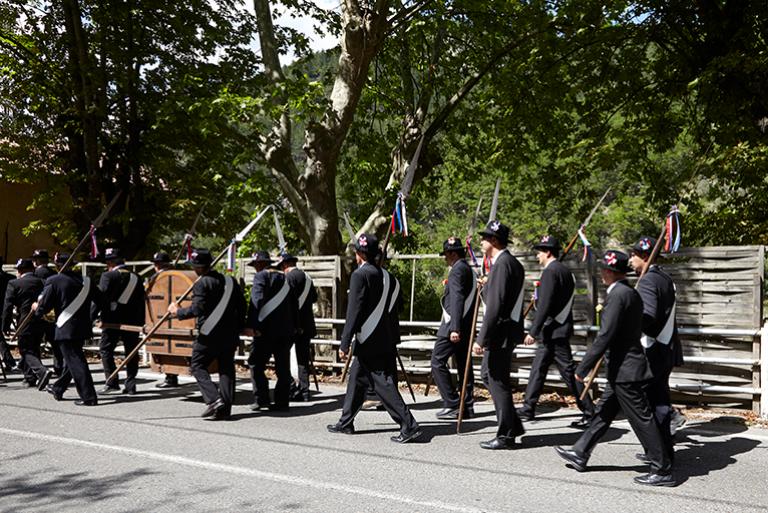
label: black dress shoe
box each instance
[436,407,459,419]
[201,398,225,418]
[480,437,515,450]
[516,407,535,421]
[570,416,591,429]
[22,380,37,388]
[74,399,98,406]
[327,423,355,434]
[635,452,651,464]
[156,381,180,389]
[99,385,121,395]
[634,473,677,487]
[37,370,53,391]
[46,384,63,401]
[391,428,422,444]
[554,446,588,472]
[122,387,137,395]
[249,402,269,412]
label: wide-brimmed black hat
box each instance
[54,253,73,266]
[631,236,656,255]
[247,250,273,267]
[599,250,630,273]
[15,258,34,270]
[354,233,378,257]
[275,251,298,268]
[189,248,213,267]
[478,220,509,245]
[104,247,121,261]
[439,236,466,256]
[32,249,49,259]
[533,235,561,252]
[151,251,171,264]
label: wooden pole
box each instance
[456,284,483,434]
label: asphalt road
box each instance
[1,366,767,513]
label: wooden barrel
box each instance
[144,269,217,375]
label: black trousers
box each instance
[51,339,97,402]
[18,333,48,383]
[338,355,418,434]
[481,345,524,439]
[646,344,675,461]
[99,329,140,390]
[292,333,313,398]
[190,335,236,409]
[431,335,474,409]
[0,332,16,369]
[42,322,63,375]
[573,380,672,474]
[249,336,291,407]
[523,337,594,416]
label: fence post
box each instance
[762,321,768,419]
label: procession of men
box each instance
[1,219,682,487]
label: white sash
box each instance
[641,299,677,348]
[553,273,576,324]
[441,278,476,324]
[258,279,290,322]
[388,274,400,313]
[298,273,313,310]
[200,276,234,336]
[56,277,91,329]
[117,273,139,305]
[358,271,390,344]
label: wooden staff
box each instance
[456,283,484,434]
[579,218,668,400]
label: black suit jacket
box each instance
[529,260,575,342]
[477,250,525,349]
[437,259,476,340]
[34,265,56,281]
[285,268,317,338]
[576,280,652,383]
[176,270,246,339]
[248,269,296,337]
[340,262,391,358]
[3,273,45,336]
[637,265,683,371]
[92,267,146,325]
[35,270,101,341]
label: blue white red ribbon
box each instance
[665,206,681,253]
[89,224,99,259]
[465,236,478,267]
[226,240,237,272]
[390,193,409,236]
[577,225,592,262]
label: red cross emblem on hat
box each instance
[490,221,500,231]
[541,236,549,243]
[358,235,368,247]
[605,252,617,266]
[640,238,651,251]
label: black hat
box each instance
[54,253,73,266]
[354,233,378,257]
[599,250,630,273]
[533,235,561,252]
[15,258,34,270]
[32,249,49,259]
[275,251,298,267]
[247,250,273,267]
[631,236,656,255]
[478,220,509,245]
[439,236,465,256]
[104,247,121,261]
[151,251,171,264]
[189,248,213,267]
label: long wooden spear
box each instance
[107,207,271,382]
[579,212,669,400]
[12,191,122,342]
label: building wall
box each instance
[0,180,62,262]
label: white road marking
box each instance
[0,427,506,513]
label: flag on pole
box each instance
[226,240,237,272]
[89,225,99,259]
[665,206,682,253]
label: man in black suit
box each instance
[554,250,676,487]
[32,249,62,376]
[431,237,477,420]
[93,248,145,395]
[33,253,100,406]
[277,252,318,402]
[630,236,683,464]
[518,236,594,426]
[246,251,297,411]
[474,220,526,450]
[327,234,421,444]
[3,258,51,388]
[169,249,246,420]
[0,256,19,372]
[147,251,180,389]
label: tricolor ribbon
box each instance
[390,193,409,236]
[665,206,681,253]
[183,234,194,262]
[577,225,592,262]
[226,240,237,272]
[465,236,478,267]
[89,224,99,259]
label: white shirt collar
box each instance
[491,248,508,265]
[607,281,619,295]
[20,272,33,278]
